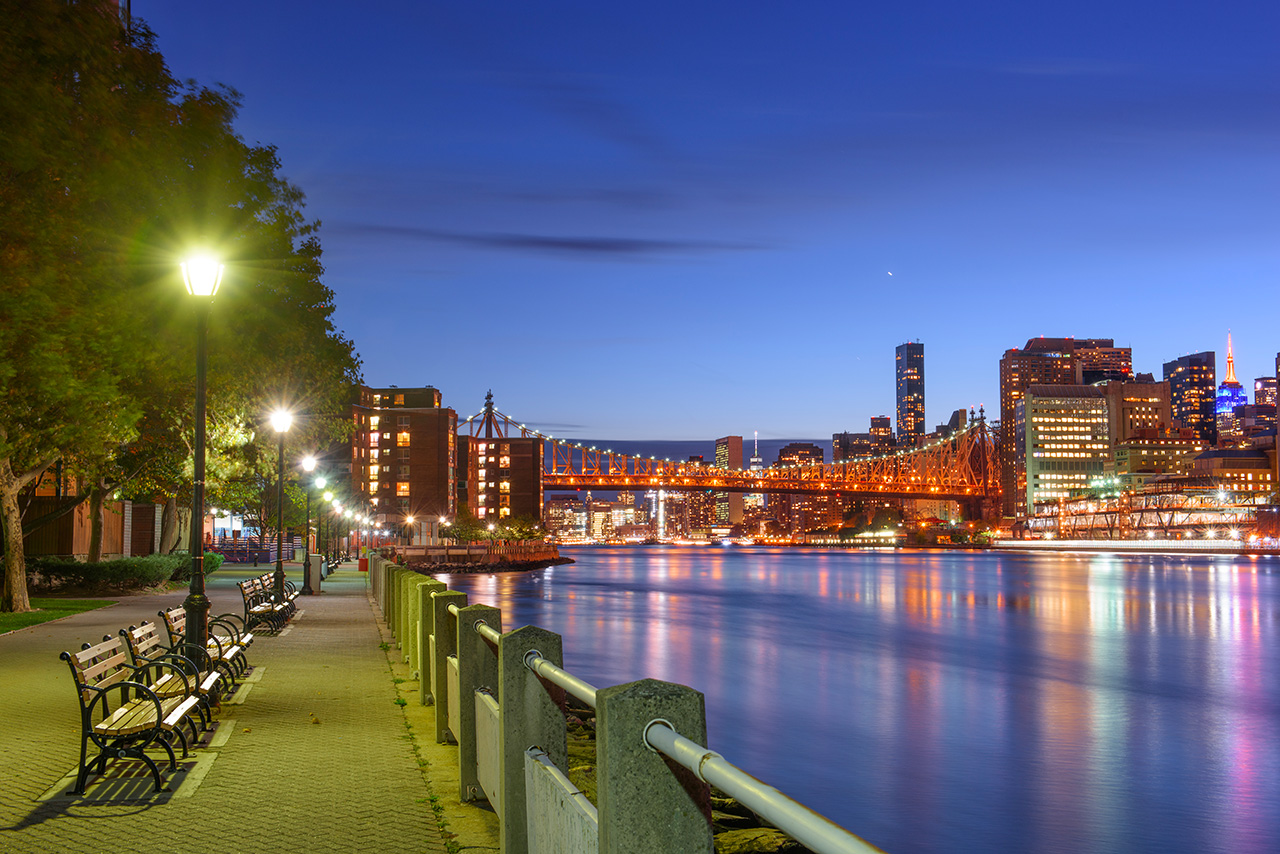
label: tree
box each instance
[1,3,360,611]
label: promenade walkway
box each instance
[0,565,457,853]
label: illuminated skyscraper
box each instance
[1215,334,1247,441]
[1254,376,1277,407]
[744,432,765,510]
[895,342,925,446]
[1163,351,1216,445]
[714,436,743,527]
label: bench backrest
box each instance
[159,606,187,647]
[122,621,168,663]
[61,637,133,706]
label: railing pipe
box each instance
[475,621,501,646]
[643,722,885,854]
[523,651,598,708]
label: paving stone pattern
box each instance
[0,567,448,853]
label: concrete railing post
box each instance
[597,679,712,854]
[416,579,447,703]
[457,603,502,803]
[499,626,567,854]
[399,570,418,653]
[432,590,467,744]
[369,556,383,610]
[385,565,401,630]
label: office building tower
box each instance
[1101,379,1172,445]
[1215,334,1247,442]
[745,432,765,510]
[869,416,892,442]
[895,342,925,446]
[714,436,744,527]
[1254,376,1277,407]
[1163,351,1216,445]
[999,339,1078,516]
[351,385,457,529]
[1015,385,1109,516]
[772,443,840,533]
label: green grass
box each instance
[0,598,116,635]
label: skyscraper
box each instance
[744,432,765,510]
[714,435,743,527]
[997,337,1134,517]
[1216,334,1247,441]
[1163,351,1216,445]
[895,341,925,447]
[1254,376,1277,407]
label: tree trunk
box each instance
[160,495,180,554]
[0,456,44,613]
[87,484,105,563]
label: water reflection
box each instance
[437,546,1280,854]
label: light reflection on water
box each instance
[436,546,1280,854]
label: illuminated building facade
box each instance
[1254,376,1276,407]
[1107,427,1205,491]
[745,432,765,510]
[1101,379,1172,444]
[351,385,456,530]
[1189,448,1275,493]
[1215,334,1247,442]
[1015,385,1109,517]
[1163,351,1216,445]
[714,435,744,526]
[999,339,1077,516]
[895,341,925,446]
[458,435,544,523]
[771,442,841,533]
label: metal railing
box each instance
[371,555,887,854]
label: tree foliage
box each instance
[1,2,361,611]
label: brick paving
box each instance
[0,565,449,853]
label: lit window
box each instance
[370,416,380,429]
[397,483,410,496]
[499,456,511,468]
[395,394,405,405]
[478,468,487,479]
[370,433,379,446]
[397,432,410,447]
[368,465,379,477]
[479,443,487,453]
[499,507,511,518]
[499,481,510,493]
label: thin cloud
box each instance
[330,222,764,257]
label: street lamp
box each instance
[270,409,293,602]
[181,254,223,656]
[300,456,317,595]
[321,491,334,562]
[405,515,415,547]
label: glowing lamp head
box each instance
[181,255,223,297]
[323,491,334,502]
[315,476,327,489]
[271,410,293,433]
[302,455,316,472]
[406,516,415,524]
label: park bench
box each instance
[60,636,202,795]
[159,606,248,684]
[257,571,299,615]
[238,576,292,632]
[120,620,223,728]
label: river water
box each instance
[435,545,1280,854]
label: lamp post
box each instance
[181,254,223,656]
[405,515,415,547]
[300,457,317,595]
[322,490,334,563]
[270,409,292,602]
[344,509,354,559]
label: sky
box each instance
[139,1,1278,447]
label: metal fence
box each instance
[370,555,886,854]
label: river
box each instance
[435,545,1280,854]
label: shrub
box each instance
[27,553,187,593]
[168,550,225,583]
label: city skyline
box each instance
[141,2,1278,440]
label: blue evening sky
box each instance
[140,1,1278,443]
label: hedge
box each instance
[27,553,187,592]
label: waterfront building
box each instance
[1015,385,1109,517]
[999,338,1092,516]
[714,435,744,526]
[771,442,841,533]
[352,385,456,531]
[458,433,544,523]
[869,416,892,444]
[1215,334,1248,442]
[1163,351,1217,445]
[896,341,926,446]
[1106,427,1205,491]
[1188,448,1275,493]
[543,496,586,540]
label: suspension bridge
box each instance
[462,395,1000,517]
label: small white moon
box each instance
[887,271,893,276]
